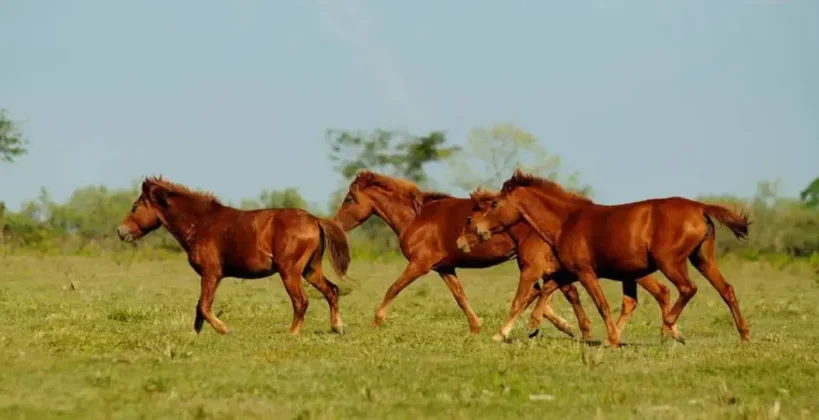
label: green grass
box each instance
[1,254,818,419]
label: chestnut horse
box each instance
[458,225,672,343]
[117,177,351,336]
[333,171,670,338]
[462,169,751,347]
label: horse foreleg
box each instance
[526,280,577,339]
[494,267,541,342]
[195,274,229,335]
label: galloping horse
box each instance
[333,171,670,338]
[462,169,751,347]
[117,176,351,336]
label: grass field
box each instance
[1,253,818,419]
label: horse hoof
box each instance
[528,329,540,339]
[332,325,345,335]
[674,334,686,345]
[492,333,507,343]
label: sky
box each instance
[1,0,817,211]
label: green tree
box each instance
[0,109,28,163]
[326,129,459,188]
[447,123,591,196]
[240,188,309,210]
[326,129,459,255]
[800,176,819,208]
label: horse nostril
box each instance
[466,216,472,225]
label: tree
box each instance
[0,109,28,163]
[239,188,309,210]
[326,129,459,188]
[800,176,819,209]
[326,129,459,253]
[447,123,592,196]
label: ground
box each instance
[0,253,817,420]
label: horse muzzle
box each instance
[116,226,134,242]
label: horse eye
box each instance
[466,216,472,224]
[491,201,499,208]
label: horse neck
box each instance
[159,196,217,251]
[515,187,578,244]
[368,190,417,236]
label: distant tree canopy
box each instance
[447,123,592,197]
[239,188,309,211]
[800,176,819,209]
[326,129,459,188]
[0,109,28,163]
[0,123,816,260]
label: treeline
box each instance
[2,109,818,261]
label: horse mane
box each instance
[501,169,592,204]
[353,170,453,203]
[420,191,454,204]
[469,188,501,202]
[143,176,222,206]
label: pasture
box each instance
[1,253,817,419]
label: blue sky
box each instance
[1,0,817,211]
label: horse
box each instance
[333,170,669,339]
[462,169,751,347]
[116,176,351,336]
[458,224,672,343]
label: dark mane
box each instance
[501,169,592,204]
[420,191,454,204]
[144,176,222,205]
[353,170,453,203]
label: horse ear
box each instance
[143,182,169,208]
[153,188,170,208]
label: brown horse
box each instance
[462,169,751,347]
[117,177,351,336]
[458,225,672,343]
[333,171,670,339]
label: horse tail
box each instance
[702,203,751,240]
[318,218,351,279]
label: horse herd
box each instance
[116,169,751,348]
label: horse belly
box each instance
[221,248,277,279]
[591,241,656,281]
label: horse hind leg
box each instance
[689,228,750,341]
[656,257,697,344]
[280,268,309,335]
[634,275,672,337]
[560,283,593,340]
[615,280,639,337]
[373,261,430,328]
[303,256,343,335]
[437,268,482,334]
